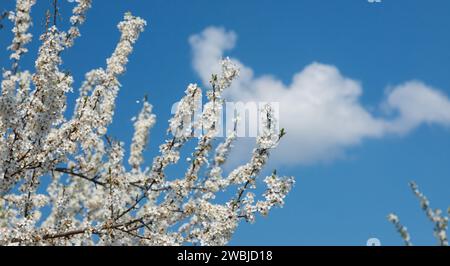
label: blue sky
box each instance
[1,0,450,245]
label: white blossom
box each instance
[409,182,448,246]
[129,99,156,170]
[65,0,92,47]
[8,0,36,62]
[0,1,294,246]
[388,182,448,246]
[387,213,412,246]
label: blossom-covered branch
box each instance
[0,1,294,246]
[388,182,448,246]
[387,213,412,246]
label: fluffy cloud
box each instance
[384,81,450,134]
[189,27,450,165]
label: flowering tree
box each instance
[0,0,294,245]
[388,182,449,246]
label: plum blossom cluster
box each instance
[129,99,156,170]
[388,182,449,246]
[7,0,36,63]
[0,0,294,246]
[387,213,412,246]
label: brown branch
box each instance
[54,167,106,186]
[10,217,143,244]
[114,181,155,222]
[52,0,58,27]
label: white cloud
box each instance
[189,27,237,85]
[384,81,450,134]
[189,27,450,165]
